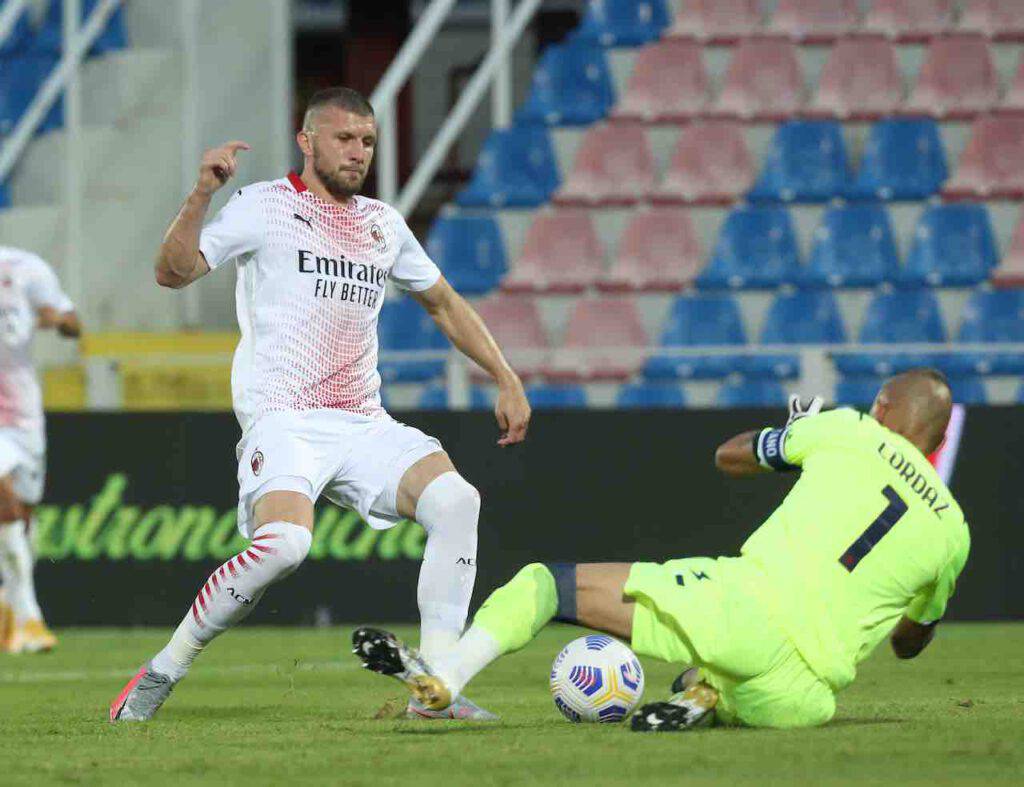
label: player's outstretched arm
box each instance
[412,277,530,446]
[156,141,250,289]
[715,431,770,477]
[37,307,81,338]
[890,616,937,659]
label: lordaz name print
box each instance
[297,249,389,308]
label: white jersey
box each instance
[0,246,74,440]
[199,173,441,433]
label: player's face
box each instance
[306,107,377,200]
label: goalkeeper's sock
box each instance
[0,521,43,625]
[150,522,311,681]
[432,563,559,697]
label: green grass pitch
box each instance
[1,623,1022,786]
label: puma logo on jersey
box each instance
[293,213,313,229]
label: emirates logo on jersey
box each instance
[251,449,264,476]
[370,223,387,253]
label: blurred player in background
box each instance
[0,245,81,654]
[110,87,531,721]
[354,370,969,731]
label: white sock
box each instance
[150,521,311,681]
[414,471,480,663]
[0,521,43,625]
[432,625,502,699]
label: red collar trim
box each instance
[287,172,308,193]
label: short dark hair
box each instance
[303,87,375,131]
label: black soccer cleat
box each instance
[670,666,701,695]
[350,626,453,711]
[630,684,718,733]
[351,627,405,676]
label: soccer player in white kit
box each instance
[0,245,81,654]
[110,88,532,721]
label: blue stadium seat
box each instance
[760,290,847,344]
[526,384,588,409]
[0,6,32,55]
[616,382,686,408]
[37,0,129,56]
[517,41,614,126]
[716,379,787,407]
[0,181,9,209]
[377,297,448,382]
[418,384,494,410]
[948,377,988,405]
[697,206,802,289]
[575,0,671,46]
[846,119,947,201]
[643,295,747,380]
[748,121,851,203]
[426,215,506,295]
[835,378,883,406]
[957,289,1024,374]
[898,204,997,287]
[456,127,559,208]
[803,204,899,287]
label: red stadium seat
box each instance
[668,0,761,43]
[598,207,703,292]
[471,295,549,377]
[905,35,999,118]
[1000,55,1024,112]
[650,120,755,204]
[959,1,1024,42]
[554,123,656,206]
[503,209,605,293]
[809,36,904,119]
[713,37,805,120]
[612,40,710,122]
[944,116,1024,199]
[769,0,862,42]
[547,296,648,380]
[863,0,954,42]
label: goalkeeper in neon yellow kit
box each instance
[353,369,970,731]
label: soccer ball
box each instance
[549,635,645,723]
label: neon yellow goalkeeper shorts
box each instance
[625,556,835,729]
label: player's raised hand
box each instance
[786,394,823,426]
[196,141,251,196]
[495,377,531,446]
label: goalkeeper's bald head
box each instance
[871,368,953,455]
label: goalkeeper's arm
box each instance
[713,395,824,478]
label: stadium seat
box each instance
[769,0,861,42]
[748,121,851,203]
[575,0,671,46]
[948,377,988,405]
[612,40,711,121]
[944,116,1024,199]
[599,207,702,292]
[555,123,656,205]
[697,206,802,289]
[846,119,947,201]
[525,384,588,409]
[998,55,1024,113]
[760,290,847,345]
[418,384,493,410]
[650,120,755,204]
[803,204,900,287]
[0,6,32,55]
[905,35,999,118]
[959,1,1024,41]
[716,379,787,407]
[992,211,1024,287]
[835,377,884,405]
[547,296,648,380]
[426,215,506,296]
[808,36,904,119]
[377,296,448,383]
[456,127,559,207]
[37,0,129,56]
[0,181,8,208]
[504,209,604,293]
[863,0,955,42]
[517,41,614,126]
[643,294,749,380]
[668,0,762,43]
[898,204,997,286]
[471,295,549,378]
[616,382,686,408]
[713,37,805,120]
[957,289,1024,374]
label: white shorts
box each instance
[0,427,45,505]
[235,409,443,538]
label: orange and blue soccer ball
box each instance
[549,635,645,723]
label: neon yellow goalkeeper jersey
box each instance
[740,408,970,692]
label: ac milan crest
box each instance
[251,449,264,476]
[370,223,387,253]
